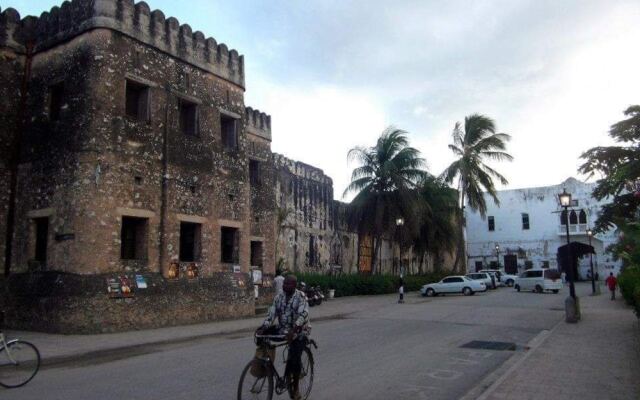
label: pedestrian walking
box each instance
[605,272,618,300]
[398,277,405,304]
[561,271,566,284]
[273,269,285,297]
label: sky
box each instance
[7,0,640,200]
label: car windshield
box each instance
[544,269,561,280]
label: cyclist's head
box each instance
[283,275,297,295]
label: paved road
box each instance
[3,286,569,400]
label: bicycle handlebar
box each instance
[255,334,287,340]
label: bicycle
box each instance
[237,334,317,400]
[0,312,41,388]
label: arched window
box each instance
[579,210,587,224]
[560,210,568,225]
[569,210,578,224]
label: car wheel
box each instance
[552,289,559,294]
[463,287,472,296]
[506,279,514,287]
[426,288,435,297]
[515,284,521,292]
[535,285,543,294]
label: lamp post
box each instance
[495,244,500,268]
[587,229,595,295]
[559,189,576,299]
[559,188,579,323]
[396,218,404,277]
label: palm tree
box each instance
[413,175,459,273]
[441,114,513,271]
[344,126,427,274]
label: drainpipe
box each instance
[158,86,170,276]
[4,41,34,277]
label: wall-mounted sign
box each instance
[135,274,147,289]
[252,269,263,285]
[233,265,241,273]
[233,272,246,288]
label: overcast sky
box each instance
[9,0,640,199]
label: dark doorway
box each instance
[221,227,239,264]
[475,261,483,272]
[180,222,201,262]
[504,254,518,274]
[557,242,594,281]
[250,241,263,268]
[34,217,49,266]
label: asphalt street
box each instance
[3,287,567,400]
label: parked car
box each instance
[420,276,486,297]
[515,269,563,293]
[479,269,517,287]
[467,272,495,289]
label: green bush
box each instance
[618,266,640,308]
[293,272,448,297]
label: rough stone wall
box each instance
[0,10,24,271]
[1,272,254,333]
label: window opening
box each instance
[221,114,238,150]
[488,216,495,231]
[180,222,201,262]
[221,227,239,264]
[120,216,148,260]
[34,217,49,265]
[250,241,263,268]
[522,213,530,230]
[125,80,150,122]
[569,210,578,224]
[578,210,587,224]
[249,160,261,187]
[179,99,198,136]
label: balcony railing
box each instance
[558,223,588,235]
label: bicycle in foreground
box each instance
[237,333,317,400]
[0,312,41,388]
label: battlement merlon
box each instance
[274,153,333,186]
[0,1,245,88]
[245,107,271,141]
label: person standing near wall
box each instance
[274,269,285,297]
[605,272,618,300]
[398,277,405,304]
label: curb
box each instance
[459,317,563,400]
[39,312,349,368]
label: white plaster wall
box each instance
[465,178,622,279]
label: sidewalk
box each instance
[472,283,640,400]
[5,293,400,365]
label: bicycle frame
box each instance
[0,332,20,365]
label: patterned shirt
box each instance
[262,289,311,335]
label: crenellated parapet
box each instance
[274,153,333,186]
[245,107,271,141]
[0,1,244,87]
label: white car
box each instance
[479,269,517,287]
[466,272,495,289]
[420,276,486,297]
[515,269,563,293]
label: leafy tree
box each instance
[579,105,640,232]
[441,114,512,271]
[344,127,427,274]
[412,175,459,273]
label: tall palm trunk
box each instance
[452,178,466,273]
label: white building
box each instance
[464,178,622,279]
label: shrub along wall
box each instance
[618,266,640,318]
[294,272,448,298]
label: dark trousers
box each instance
[262,326,305,378]
[610,288,616,300]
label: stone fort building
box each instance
[0,1,452,332]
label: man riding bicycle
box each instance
[256,275,310,400]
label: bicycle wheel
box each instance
[0,340,41,388]
[237,359,273,400]
[297,348,314,400]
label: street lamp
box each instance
[495,244,500,268]
[396,218,404,276]
[559,188,579,323]
[587,229,595,294]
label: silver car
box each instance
[466,272,495,289]
[420,276,486,297]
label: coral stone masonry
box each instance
[0,0,455,332]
